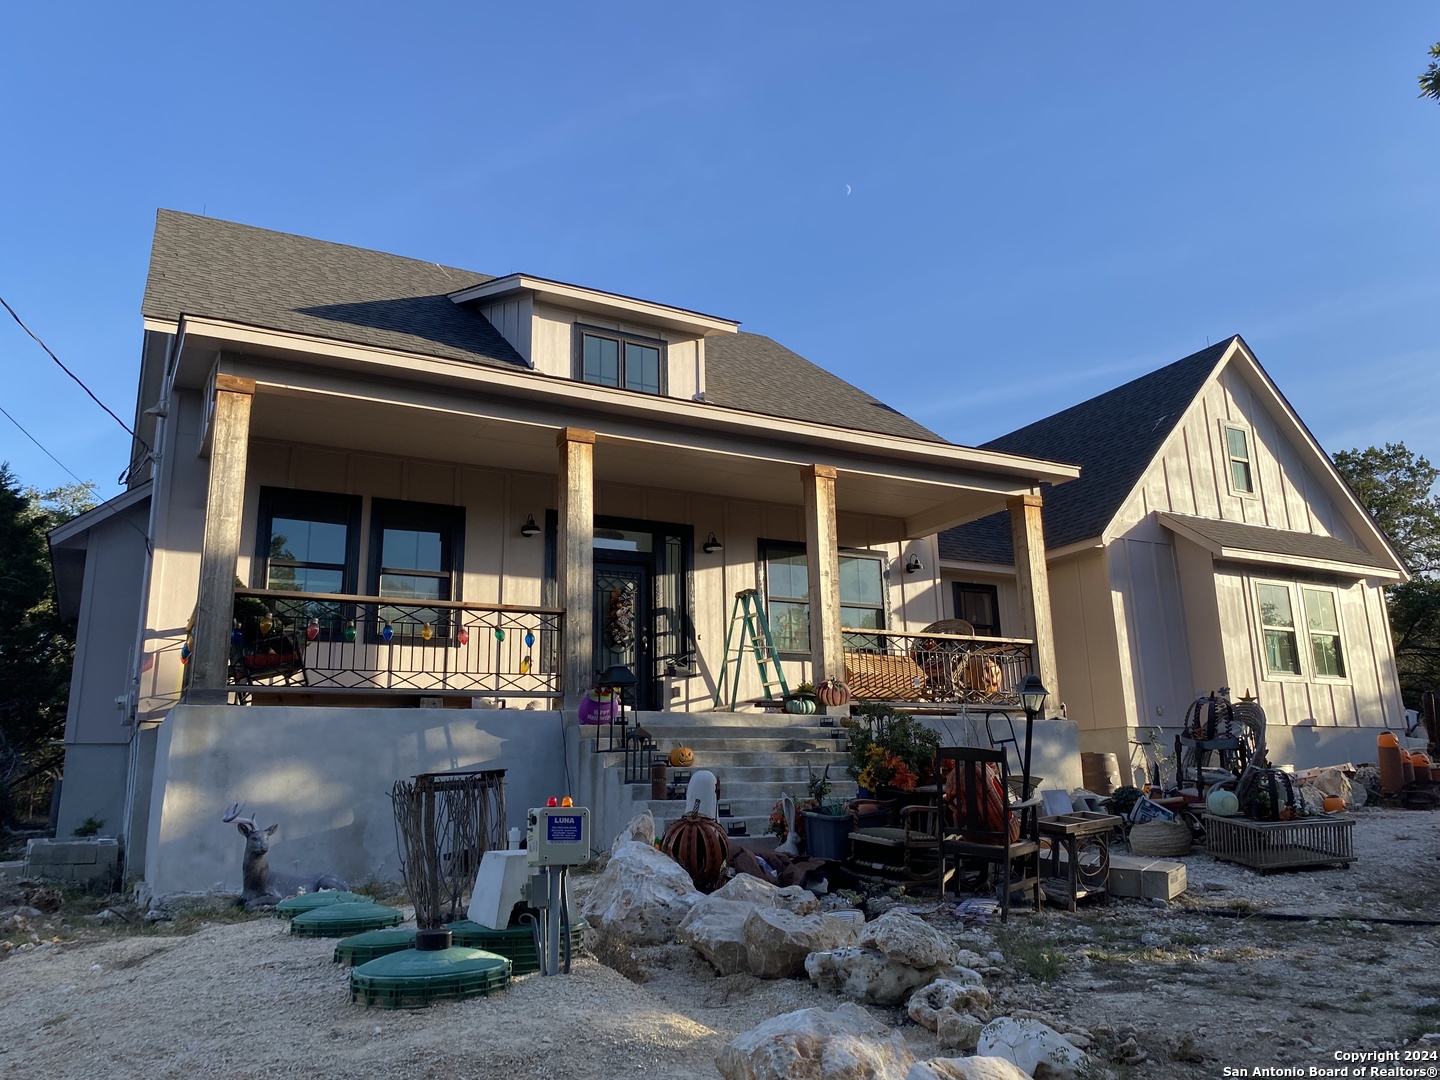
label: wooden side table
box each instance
[1039,812,1123,911]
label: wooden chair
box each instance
[935,745,1043,921]
[849,804,942,881]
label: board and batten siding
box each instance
[529,301,702,402]
[1083,358,1402,761]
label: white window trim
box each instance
[1251,577,1349,685]
[1220,419,1258,500]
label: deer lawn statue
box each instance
[223,803,348,910]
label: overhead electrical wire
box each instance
[0,400,91,489]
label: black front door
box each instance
[593,558,653,710]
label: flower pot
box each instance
[802,811,852,861]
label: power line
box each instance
[0,400,90,488]
[0,293,141,442]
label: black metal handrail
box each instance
[231,588,563,698]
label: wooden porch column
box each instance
[188,375,255,702]
[801,464,843,683]
[557,428,596,711]
[1007,493,1060,704]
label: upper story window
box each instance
[1255,579,1347,681]
[257,488,361,595]
[577,326,664,395]
[1224,422,1255,495]
[759,540,886,656]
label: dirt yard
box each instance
[3,808,1439,1080]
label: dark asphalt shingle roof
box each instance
[939,339,1234,563]
[142,210,942,442]
[1160,513,1396,572]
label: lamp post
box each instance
[1017,673,1049,799]
[596,664,638,752]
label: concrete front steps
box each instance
[633,713,858,840]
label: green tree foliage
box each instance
[0,468,94,824]
[1421,42,1440,102]
[1333,443,1440,706]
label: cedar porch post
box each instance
[557,428,596,711]
[188,375,255,702]
[1007,492,1059,704]
[801,464,843,683]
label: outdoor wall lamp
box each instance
[520,514,540,538]
[703,532,723,554]
[905,553,923,574]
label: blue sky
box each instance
[1,3,1436,499]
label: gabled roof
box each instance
[1157,513,1401,579]
[940,339,1232,563]
[142,210,943,443]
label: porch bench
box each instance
[843,650,928,702]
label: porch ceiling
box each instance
[248,386,1037,534]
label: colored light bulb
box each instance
[456,626,469,646]
[343,622,357,643]
[258,616,273,635]
[180,641,191,661]
[494,628,505,642]
[305,618,320,642]
[382,624,394,643]
[420,622,434,641]
[232,626,244,646]
[520,656,531,675]
[524,631,535,648]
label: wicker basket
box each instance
[1129,819,1192,857]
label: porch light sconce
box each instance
[703,532,723,555]
[520,514,540,538]
[905,553,923,574]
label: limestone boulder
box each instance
[743,908,859,979]
[859,911,957,970]
[677,897,755,975]
[611,810,656,852]
[978,1017,1112,1080]
[805,946,947,1006]
[907,978,994,1032]
[906,1057,1032,1080]
[935,1012,986,1052]
[716,1003,915,1080]
[578,839,700,945]
[712,873,818,914]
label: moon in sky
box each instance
[845,184,852,196]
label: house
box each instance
[49,211,1081,894]
[940,336,1408,779]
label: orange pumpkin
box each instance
[661,812,730,892]
[817,678,851,707]
[669,746,695,768]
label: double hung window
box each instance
[367,499,464,637]
[257,489,361,595]
[1255,579,1346,680]
[1224,423,1255,495]
[578,327,664,395]
[760,541,886,655]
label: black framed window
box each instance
[952,582,1001,637]
[368,499,464,637]
[760,540,886,656]
[256,488,361,595]
[576,325,664,395]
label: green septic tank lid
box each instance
[445,919,586,976]
[290,902,404,937]
[349,946,511,1009]
[274,891,368,918]
[333,927,418,966]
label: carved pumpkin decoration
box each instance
[817,678,851,708]
[669,746,695,768]
[660,810,731,892]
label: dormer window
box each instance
[577,326,665,395]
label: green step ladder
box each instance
[713,589,790,711]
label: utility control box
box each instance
[526,805,591,866]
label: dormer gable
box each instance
[448,274,738,402]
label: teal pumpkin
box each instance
[785,697,817,715]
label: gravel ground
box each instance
[2,806,1438,1079]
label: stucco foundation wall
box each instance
[54,744,129,842]
[917,714,1083,794]
[143,705,566,896]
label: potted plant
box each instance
[799,766,851,860]
[843,705,940,798]
[784,681,818,715]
